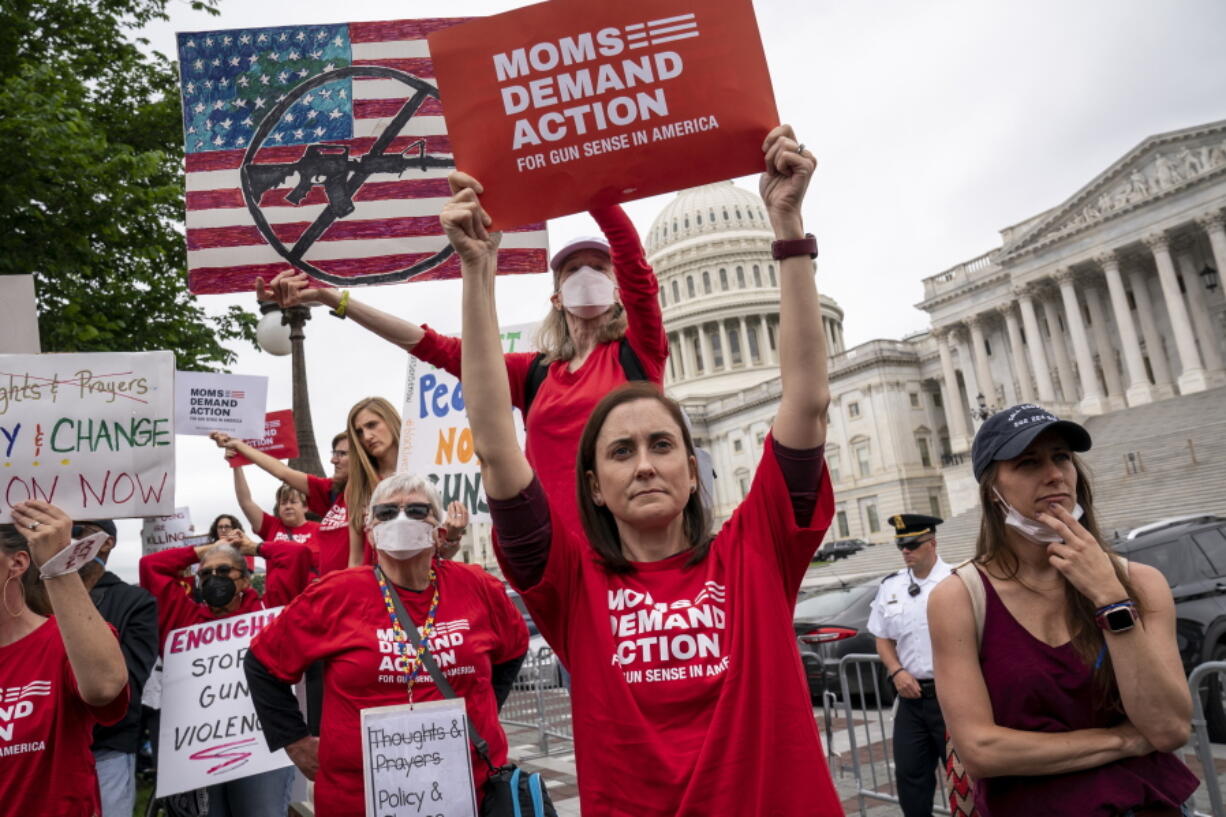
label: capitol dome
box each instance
[646,181,845,402]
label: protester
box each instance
[224,452,321,574]
[244,472,529,816]
[260,197,667,535]
[207,514,244,544]
[869,514,952,817]
[210,430,353,574]
[0,502,129,817]
[929,404,1198,816]
[457,126,842,815]
[77,519,160,817]
[342,395,404,565]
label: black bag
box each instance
[377,568,557,817]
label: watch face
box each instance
[1105,607,1135,631]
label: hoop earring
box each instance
[2,576,25,618]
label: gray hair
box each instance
[366,473,444,526]
[201,543,248,574]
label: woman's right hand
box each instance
[256,270,323,309]
[441,172,501,267]
[285,735,320,780]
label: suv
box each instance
[1113,515,1226,740]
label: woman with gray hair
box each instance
[1,500,128,817]
[244,472,529,817]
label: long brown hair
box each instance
[534,263,628,364]
[344,396,403,536]
[576,383,711,573]
[974,455,1138,706]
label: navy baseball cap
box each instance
[76,519,118,539]
[971,404,1091,482]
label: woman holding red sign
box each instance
[258,197,667,536]
[1,502,129,817]
[454,126,843,815]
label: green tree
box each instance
[0,0,258,371]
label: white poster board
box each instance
[360,698,477,817]
[142,506,194,555]
[397,324,534,522]
[0,351,175,523]
[0,275,40,354]
[156,607,293,797]
[174,371,268,438]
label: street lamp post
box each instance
[256,302,326,477]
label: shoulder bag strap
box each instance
[953,561,986,648]
[374,567,495,768]
[521,353,548,421]
[617,337,648,382]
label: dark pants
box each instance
[894,689,946,817]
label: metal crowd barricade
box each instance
[499,647,573,759]
[1188,661,1226,817]
[837,653,950,817]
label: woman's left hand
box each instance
[1039,504,1126,606]
[443,501,469,541]
[441,172,501,266]
[10,500,74,567]
[759,124,815,237]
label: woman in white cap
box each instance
[257,203,666,534]
[929,404,1196,816]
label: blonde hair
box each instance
[533,264,627,364]
[344,396,403,536]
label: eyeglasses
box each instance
[215,523,236,532]
[198,565,244,579]
[371,502,432,523]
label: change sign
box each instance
[427,0,778,227]
[0,351,176,523]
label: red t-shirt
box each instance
[249,561,529,817]
[259,512,321,572]
[410,204,667,537]
[0,617,129,817]
[498,435,842,816]
[306,475,350,575]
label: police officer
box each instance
[867,513,952,817]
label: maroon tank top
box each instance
[974,568,1197,816]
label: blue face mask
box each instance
[93,557,107,569]
[993,488,1084,544]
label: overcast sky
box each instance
[101,0,1226,581]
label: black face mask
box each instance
[200,575,238,609]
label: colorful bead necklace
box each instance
[374,561,441,705]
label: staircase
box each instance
[816,386,1226,585]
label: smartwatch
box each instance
[1094,600,1138,633]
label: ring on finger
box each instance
[28,521,40,530]
[795,143,806,154]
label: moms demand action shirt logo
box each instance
[0,681,51,746]
[608,581,729,685]
[374,619,476,684]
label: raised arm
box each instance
[230,465,264,531]
[929,576,1153,779]
[211,431,309,496]
[259,271,427,352]
[761,126,829,450]
[11,501,128,706]
[446,173,534,500]
[590,204,666,373]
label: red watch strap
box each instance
[771,233,818,260]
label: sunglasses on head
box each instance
[371,503,432,523]
[198,565,244,579]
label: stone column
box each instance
[998,302,1034,403]
[935,328,972,452]
[1015,286,1056,403]
[1201,212,1226,275]
[717,320,732,370]
[701,324,717,373]
[1145,233,1208,393]
[967,314,996,407]
[952,326,981,427]
[1175,249,1225,372]
[1098,253,1155,406]
[738,316,751,364]
[1127,270,1174,393]
[760,317,777,365]
[1055,269,1109,414]
[680,328,697,378]
[1038,295,1077,403]
[1083,283,1125,407]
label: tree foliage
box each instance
[0,0,258,371]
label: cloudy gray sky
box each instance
[103,0,1226,580]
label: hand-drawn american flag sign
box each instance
[178,19,548,295]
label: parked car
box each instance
[1112,514,1226,741]
[794,576,895,705]
[816,538,868,561]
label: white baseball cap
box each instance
[549,236,611,273]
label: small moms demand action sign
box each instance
[428,0,778,228]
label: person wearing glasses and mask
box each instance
[243,473,528,817]
[867,513,951,817]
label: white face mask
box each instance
[372,516,436,560]
[559,266,615,319]
[993,488,1084,544]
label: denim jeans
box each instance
[93,749,137,817]
[204,765,295,817]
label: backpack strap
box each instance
[617,337,648,382]
[953,560,986,648]
[521,352,549,421]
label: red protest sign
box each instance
[227,409,299,468]
[428,0,778,229]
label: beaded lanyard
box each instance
[374,563,441,706]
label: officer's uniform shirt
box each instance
[867,558,952,681]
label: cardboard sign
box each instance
[175,371,268,438]
[38,531,109,578]
[397,325,533,522]
[156,607,293,797]
[427,0,778,228]
[0,351,176,523]
[142,507,195,555]
[0,275,40,354]
[227,409,299,468]
[360,698,477,817]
